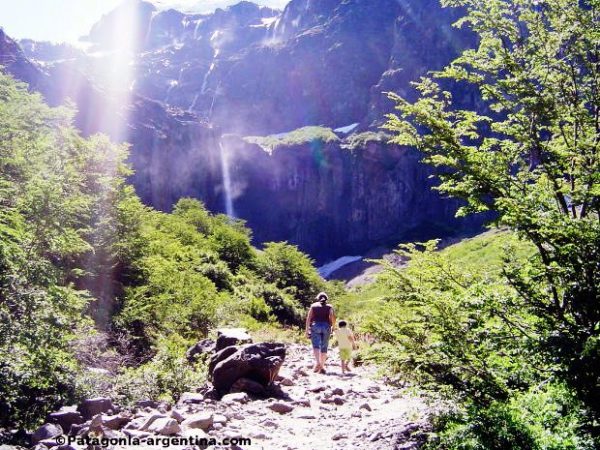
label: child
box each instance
[334,320,356,375]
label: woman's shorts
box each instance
[310,322,331,353]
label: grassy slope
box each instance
[335,229,534,330]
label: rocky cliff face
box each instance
[2,0,485,262]
[218,132,475,260]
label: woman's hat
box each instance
[317,292,328,302]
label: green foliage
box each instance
[0,73,318,432]
[433,383,595,450]
[111,334,207,406]
[244,126,340,152]
[341,131,391,152]
[255,241,326,308]
[207,215,255,272]
[385,0,600,437]
[0,73,124,430]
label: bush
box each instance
[112,334,206,406]
[255,242,325,307]
[432,383,595,450]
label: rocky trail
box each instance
[31,339,434,450]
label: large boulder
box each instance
[47,407,83,433]
[209,342,286,396]
[31,423,62,445]
[77,398,114,420]
[186,338,215,362]
[215,328,252,352]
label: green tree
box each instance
[255,242,325,307]
[385,0,599,425]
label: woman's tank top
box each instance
[311,303,332,324]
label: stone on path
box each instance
[221,392,250,405]
[178,392,205,404]
[268,402,294,414]
[147,417,181,435]
[181,412,214,431]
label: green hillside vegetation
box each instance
[360,230,595,448]
[336,229,533,328]
[0,73,328,432]
[341,131,391,152]
[375,0,600,447]
[244,126,340,153]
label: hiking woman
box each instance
[305,292,336,373]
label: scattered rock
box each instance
[333,396,345,406]
[279,377,295,386]
[170,409,185,423]
[136,400,159,409]
[139,414,167,431]
[331,388,344,396]
[181,412,213,431]
[332,432,347,441]
[359,402,372,412]
[31,424,62,445]
[147,417,181,435]
[47,408,83,432]
[89,414,104,433]
[221,392,250,405]
[215,328,252,352]
[307,385,326,393]
[103,413,131,430]
[213,414,228,425]
[268,402,294,414]
[178,392,205,404]
[293,398,311,407]
[77,398,114,420]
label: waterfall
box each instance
[218,142,235,218]
[193,19,203,40]
[201,49,219,95]
[187,93,199,112]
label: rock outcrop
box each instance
[215,328,253,352]
[209,342,286,396]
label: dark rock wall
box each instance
[222,136,478,261]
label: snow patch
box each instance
[318,256,362,278]
[334,123,359,134]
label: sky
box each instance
[0,0,288,44]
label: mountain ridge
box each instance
[1,0,485,262]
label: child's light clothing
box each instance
[335,327,353,361]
